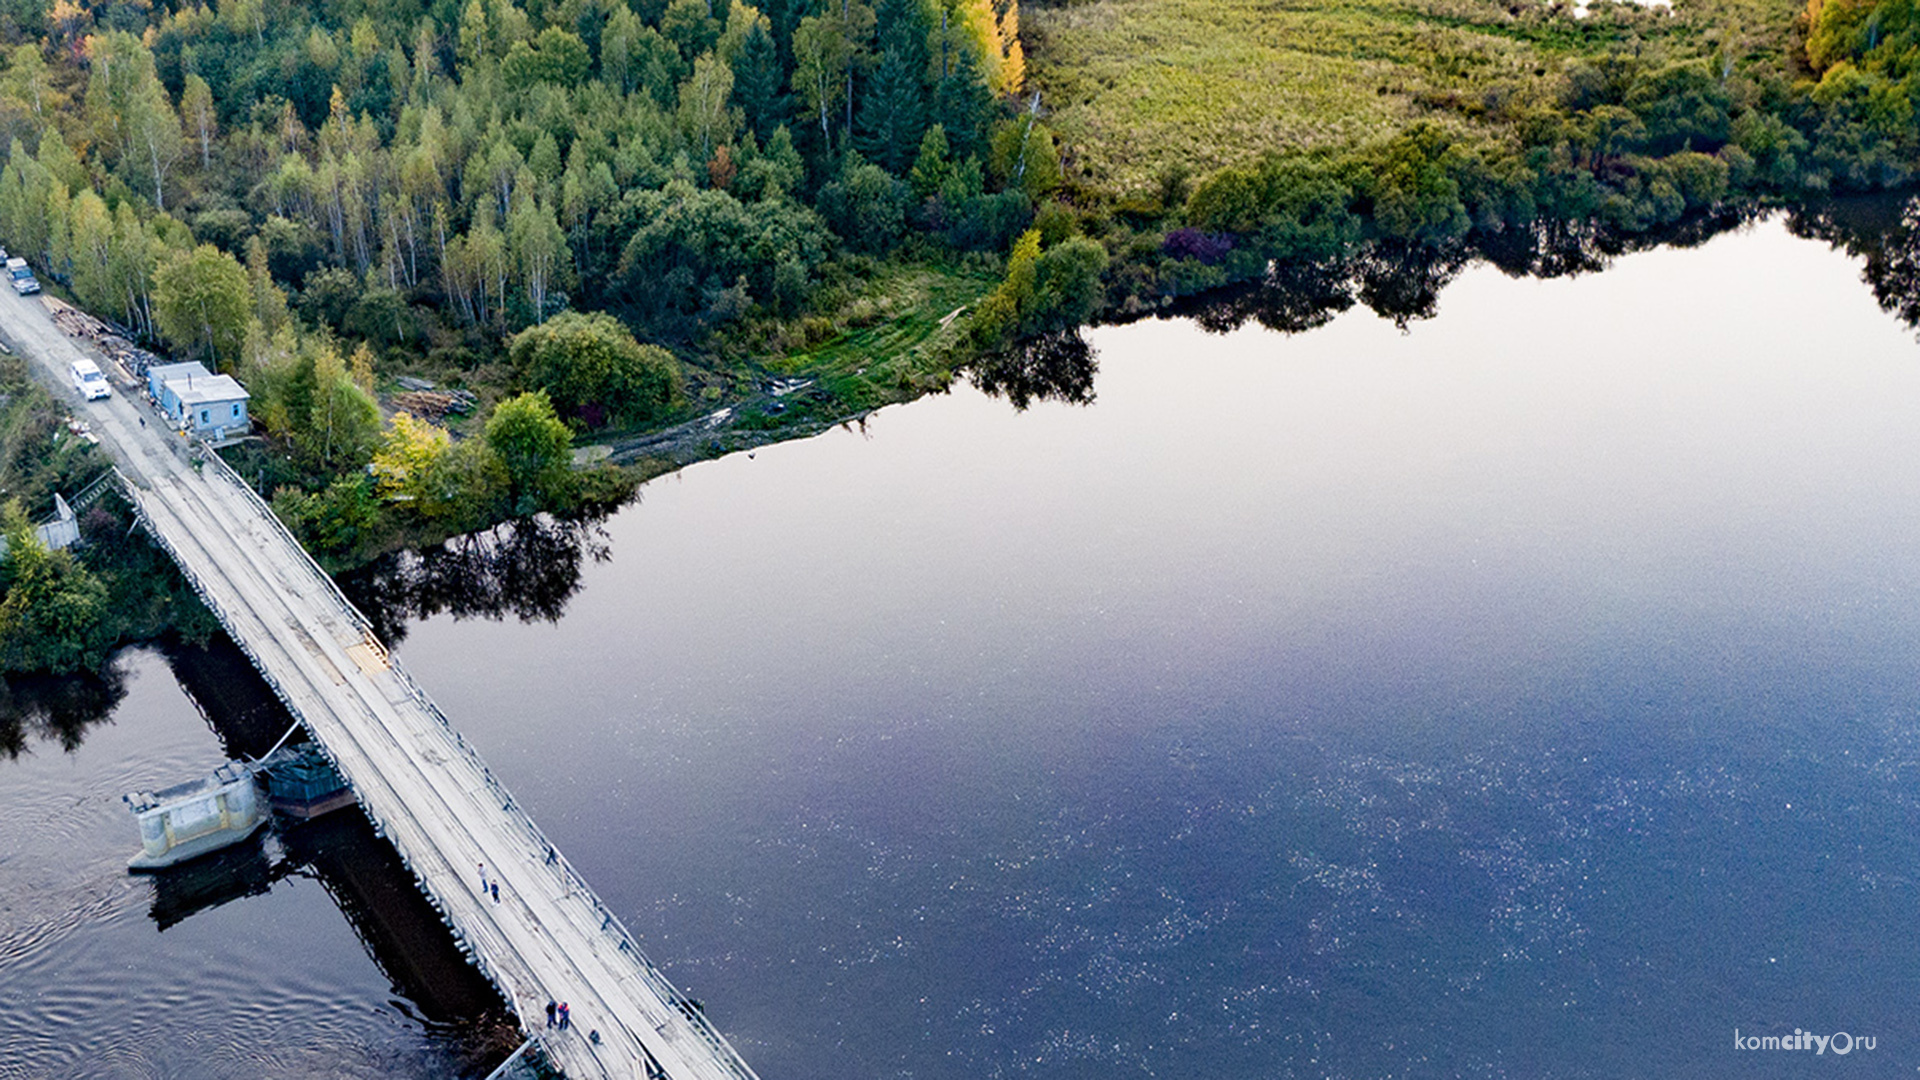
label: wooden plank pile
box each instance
[43,296,165,380]
[390,388,478,420]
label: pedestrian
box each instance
[478,862,486,888]
[491,881,500,903]
[545,1000,557,1028]
[558,1002,570,1030]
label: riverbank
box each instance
[0,0,1911,604]
[0,346,214,679]
[575,0,1920,485]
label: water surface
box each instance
[7,212,1920,1078]
[382,215,1920,1077]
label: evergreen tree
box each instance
[732,21,789,141]
[856,44,925,173]
[909,123,952,200]
[931,36,992,159]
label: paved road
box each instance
[0,288,759,1080]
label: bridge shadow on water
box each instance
[139,633,524,1067]
[0,513,622,1070]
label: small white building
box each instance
[149,361,250,441]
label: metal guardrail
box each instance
[188,447,761,1080]
[68,467,120,511]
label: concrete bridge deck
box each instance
[0,288,758,1080]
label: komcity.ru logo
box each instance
[1734,1030,1876,1055]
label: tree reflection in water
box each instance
[1788,194,1920,332]
[1186,258,1356,336]
[1354,241,1474,328]
[341,515,613,646]
[0,662,129,758]
[968,212,1793,412]
[969,330,1098,411]
[8,201,1915,760]
[1160,206,1773,342]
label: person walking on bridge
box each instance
[545,1000,557,1028]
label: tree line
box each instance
[0,0,1909,576]
[1116,0,1919,313]
[0,0,1046,360]
[0,0,1068,564]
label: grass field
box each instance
[779,263,998,409]
[1026,0,1799,193]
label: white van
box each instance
[70,358,110,400]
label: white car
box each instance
[70,358,110,400]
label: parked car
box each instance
[70,358,110,400]
[7,256,39,295]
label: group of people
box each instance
[475,863,597,1045]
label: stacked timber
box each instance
[43,296,164,379]
[390,388,477,420]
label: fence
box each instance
[187,446,762,1080]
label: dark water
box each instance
[8,211,1920,1077]
[0,643,513,1079]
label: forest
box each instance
[0,0,1906,579]
[0,0,1053,559]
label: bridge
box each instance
[0,290,760,1080]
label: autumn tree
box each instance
[82,31,184,209]
[153,244,253,369]
[508,195,566,323]
[677,51,739,162]
[370,411,460,518]
[792,13,853,145]
[300,343,382,471]
[180,73,216,169]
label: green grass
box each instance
[1026,0,1799,193]
[754,261,998,411]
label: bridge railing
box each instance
[197,445,760,1080]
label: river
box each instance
[5,206,1920,1078]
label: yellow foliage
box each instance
[348,342,375,396]
[370,411,451,508]
[959,0,1023,96]
[49,0,91,44]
